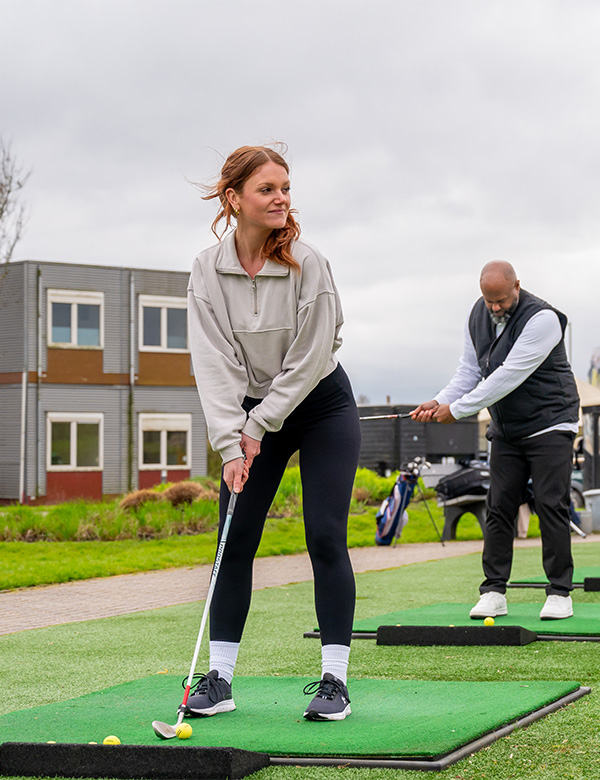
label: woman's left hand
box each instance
[241,433,261,468]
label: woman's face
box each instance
[229,161,291,231]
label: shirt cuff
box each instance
[221,443,244,464]
[242,417,266,442]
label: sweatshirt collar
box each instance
[216,231,290,277]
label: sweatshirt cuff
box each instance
[242,417,266,442]
[220,442,244,464]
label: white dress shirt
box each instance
[435,308,579,437]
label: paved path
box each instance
[0,536,596,635]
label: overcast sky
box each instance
[2,0,600,403]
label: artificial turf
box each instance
[351,602,600,637]
[0,541,599,780]
[0,675,584,759]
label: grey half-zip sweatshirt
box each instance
[187,231,343,463]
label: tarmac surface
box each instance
[0,536,595,636]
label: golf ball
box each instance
[484,617,495,626]
[176,723,193,739]
[103,735,121,745]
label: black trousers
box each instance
[210,365,361,646]
[481,430,575,596]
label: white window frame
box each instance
[46,412,104,471]
[47,289,105,348]
[138,294,188,353]
[138,413,192,471]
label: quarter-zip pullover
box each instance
[187,231,344,463]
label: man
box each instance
[411,261,579,620]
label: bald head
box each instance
[480,260,518,288]
[480,260,520,325]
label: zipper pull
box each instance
[251,279,258,315]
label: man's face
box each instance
[481,280,520,326]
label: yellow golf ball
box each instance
[484,617,495,627]
[103,735,121,745]
[176,723,193,739]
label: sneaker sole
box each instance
[469,607,508,618]
[540,611,574,620]
[187,700,236,717]
[303,704,351,721]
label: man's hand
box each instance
[410,400,439,422]
[223,456,249,493]
[433,404,456,424]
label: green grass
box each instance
[1,543,599,779]
[0,465,549,591]
[0,488,547,590]
[0,499,486,590]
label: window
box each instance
[139,295,188,352]
[47,290,104,348]
[47,413,103,471]
[139,413,191,470]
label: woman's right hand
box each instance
[223,456,249,493]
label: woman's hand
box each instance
[241,433,261,468]
[223,457,249,493]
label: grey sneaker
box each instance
[185,670,235,716]
[303,673,351,721]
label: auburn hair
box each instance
[201,145,301,272]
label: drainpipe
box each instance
[128,271,135,491]
[36,266,42,498]
[19,266,29,504]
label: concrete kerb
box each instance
[0,536,596,636]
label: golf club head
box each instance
[152,720,177,739]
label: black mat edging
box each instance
[0,742,270,780]
[307,629,600,643]
[304,631,377,639]
[377,624,538,646]
[508,578,600,591]
[507,582,584,589]
[537,633,600,642]
[269,686,591,771]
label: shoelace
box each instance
[183,673,223,704]
[303,677,345,701]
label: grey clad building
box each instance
[0,260,207,504]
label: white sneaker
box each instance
[540,595,573,620]
[469,591,508,619]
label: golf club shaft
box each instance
[359,412,413,421]
[180,487,239,712]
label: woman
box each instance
[186,145,361,721]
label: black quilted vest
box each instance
[468,289,579,441]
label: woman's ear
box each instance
[225,187,239,213]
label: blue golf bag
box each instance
[375,465,420,546]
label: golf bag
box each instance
[375,462,421,546]
[435,460,490,501]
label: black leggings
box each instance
[210,364,361,646]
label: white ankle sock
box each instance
[321,644,350,684]
[209,641,240,684]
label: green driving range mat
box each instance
[509,567,600,586]
[0,675,585,759]
[352,602,600,637]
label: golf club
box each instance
[359,412,414,421]
[152,485,240,739]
